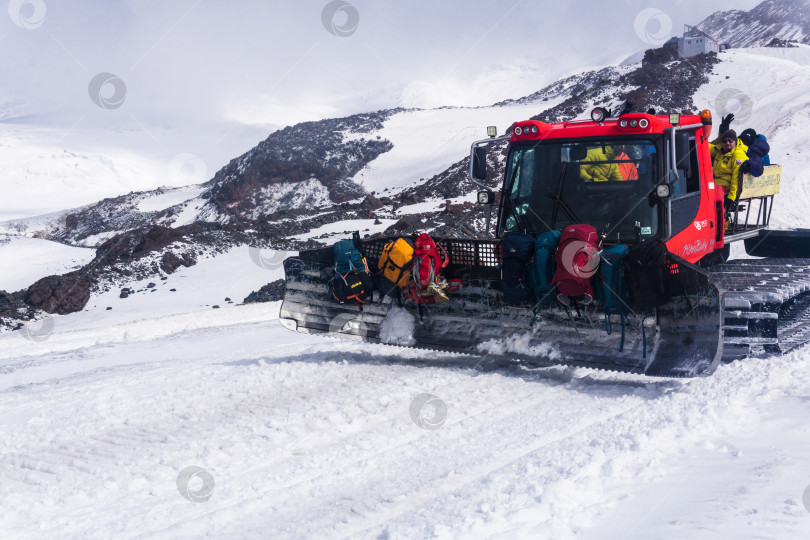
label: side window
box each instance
[509,149,535,199]
[686,138,700,194]
[673,138,701,198]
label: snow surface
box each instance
[136,187,207,213]
[2,250,810,538]
[379,306,417,346]
[0,122,270,222]
[289,218,398,244]
[0,235,96,292]
[349,101,566,195]
[395,193,479,217]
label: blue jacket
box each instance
[745,135,770,177]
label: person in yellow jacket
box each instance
[709,129,749,201]
[579,146,623,182]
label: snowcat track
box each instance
[709,259,810,361]
[279,237,724,378]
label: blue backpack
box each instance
[329,239,373,307]
[527,230,561,306]
[758,134,770,166]
[333,239,369,274]
[595,244,633,352]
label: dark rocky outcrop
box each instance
[243,280,285,304]
[0,290,24,318]
[199,110,398,220]
[160,251,197,274]
[25,274,92,315]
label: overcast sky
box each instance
[0,0,764,131]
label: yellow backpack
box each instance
[377,237,415,296]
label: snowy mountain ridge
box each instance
[0,53,719,251]
[698,0,810,47]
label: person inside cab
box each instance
[579,145,623,182]
[614,144,639,180]
[709,129,748,205]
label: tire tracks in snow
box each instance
[183,366,670,538]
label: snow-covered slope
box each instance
[0,235,95,292]
[0,55,712,246]
[350,103,561,195]
[0,121,271,222]
[2,263,810,538]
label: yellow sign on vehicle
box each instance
[740,165,781,199]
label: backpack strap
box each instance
[437,244,450,269]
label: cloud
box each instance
[0,0,765,129]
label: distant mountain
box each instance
[697,0,810,47]
[13,50,721,251]
[198,111,397,222]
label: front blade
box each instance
[280,244,723,378]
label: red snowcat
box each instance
[279,108,810,377]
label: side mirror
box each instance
[477,190,495,205]
[675,132,691,170]
[472,146,487,180]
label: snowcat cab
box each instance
[279,108,810,378]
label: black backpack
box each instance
[626,238,670,311]
[498,232,535,302]
[330,270,374,306]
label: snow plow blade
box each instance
[744,229,810,258]
[279,237,723,378]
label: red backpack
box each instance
[413,233,448,287]
[403,233,462,303]
[551,224,600,300]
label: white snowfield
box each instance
[3,46,810,538]
[0,121,270,223]
[2,298,810,539]
[0,235,96,292]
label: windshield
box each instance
[499,139,660,242]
